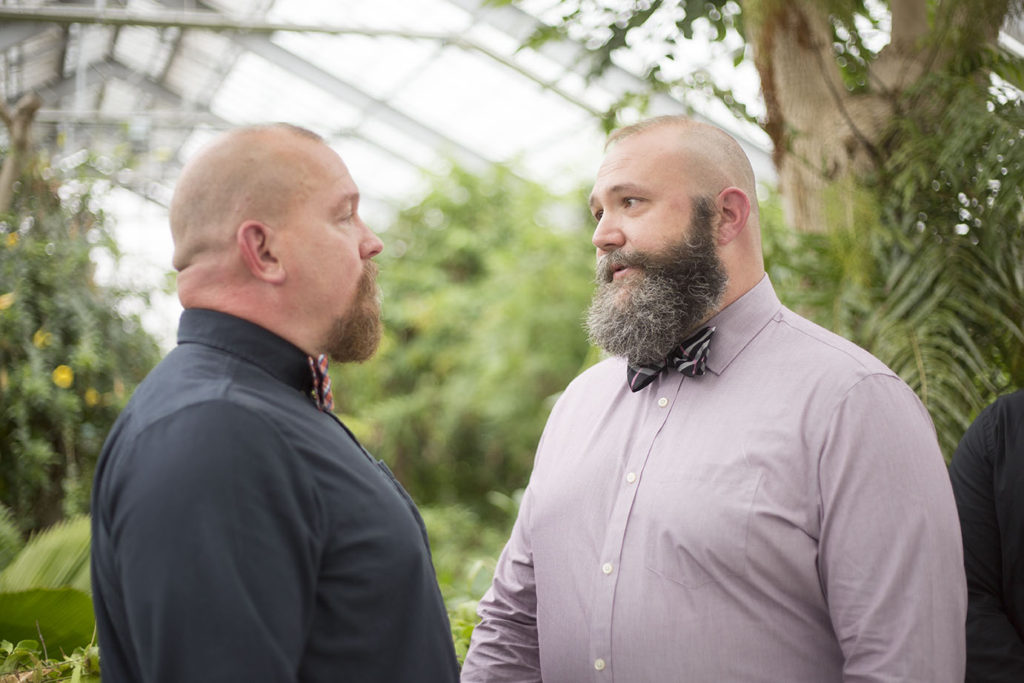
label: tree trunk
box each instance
[0,93,43,215]
[748,2,890,232]
[743,0,1008,233]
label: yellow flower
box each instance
[0,292,14,310]
[33,329,52,349]
[5,233,17,248]
[85,388,100,406]
[52,365,74,389]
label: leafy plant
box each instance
[0,149,161,533]
[421,491,522,663]
[0,508,22,572]
[334,164,596,502]
[0,516,91,594]
[0,638,99,682]
[0,516,96,679]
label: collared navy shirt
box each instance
[90,308,459,682]
[950,389,1024,682]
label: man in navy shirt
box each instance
[950,390,1024,681]
[90,124,460,682]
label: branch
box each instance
[810,40,883,167]
[888,0,930,56]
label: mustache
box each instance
[596,250,651,283]
[359,260,380,300]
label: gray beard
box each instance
[585,202,727,366]
[325,261,383,363]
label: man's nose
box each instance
[592,215,625,255]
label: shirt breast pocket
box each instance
[642,464,762,589]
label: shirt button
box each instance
[594,658,606,671]
[657,397,668,407]
[602,562,613,575]
[626,471,637,484]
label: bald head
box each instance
[169,124,325,272]
[168,123,384,359]
[608,116,759,224]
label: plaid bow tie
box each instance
[308,354,334,412]
[626,326,716,392]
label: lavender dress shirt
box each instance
[462,276,966,682]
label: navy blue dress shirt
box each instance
[91,308,459,682]
[950,389,1024,682]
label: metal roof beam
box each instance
[0,5,601,116]
[0,5,481,39]
[30,55,429,171]
[36,58,180,107]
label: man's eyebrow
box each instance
[589,183,645,207]
[332,191,359,213]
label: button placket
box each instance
[589,372,683,680]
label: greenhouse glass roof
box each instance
[0,0,774,342]
[0,0,775,211]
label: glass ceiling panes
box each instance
[163,31,238,107]
[210,51,365,133]
[274,33,444,104]
[0,0,777,210]
[113,25,175,80]
[65,24,114,75]
[267,0,472,33]
[0,0,781,346]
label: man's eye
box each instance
[623,197,638,208]
[593,210,604,222]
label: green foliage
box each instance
[762,67,1024,456]
[501,0,753,128]
[0,151,161,533]
[0,590,96,663]
[0,516,91,594]
[0,507,22,572]
[868,70,1024,451]
[421,491,522,662]
[0,515,97,680]
[0,638,100,682]
[334,164,596,502]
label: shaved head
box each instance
[608,116,759,222]
[167,123,383,359]
[169,123,325,271]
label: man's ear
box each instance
[716,187,751,246]
[237,221,286,284]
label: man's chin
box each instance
[325,312,382,363]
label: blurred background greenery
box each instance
[2,0,1024,677]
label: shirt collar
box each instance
[176,308,314,395]
[703,274,781,376]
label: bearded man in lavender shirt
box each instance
[461,116,966,682]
